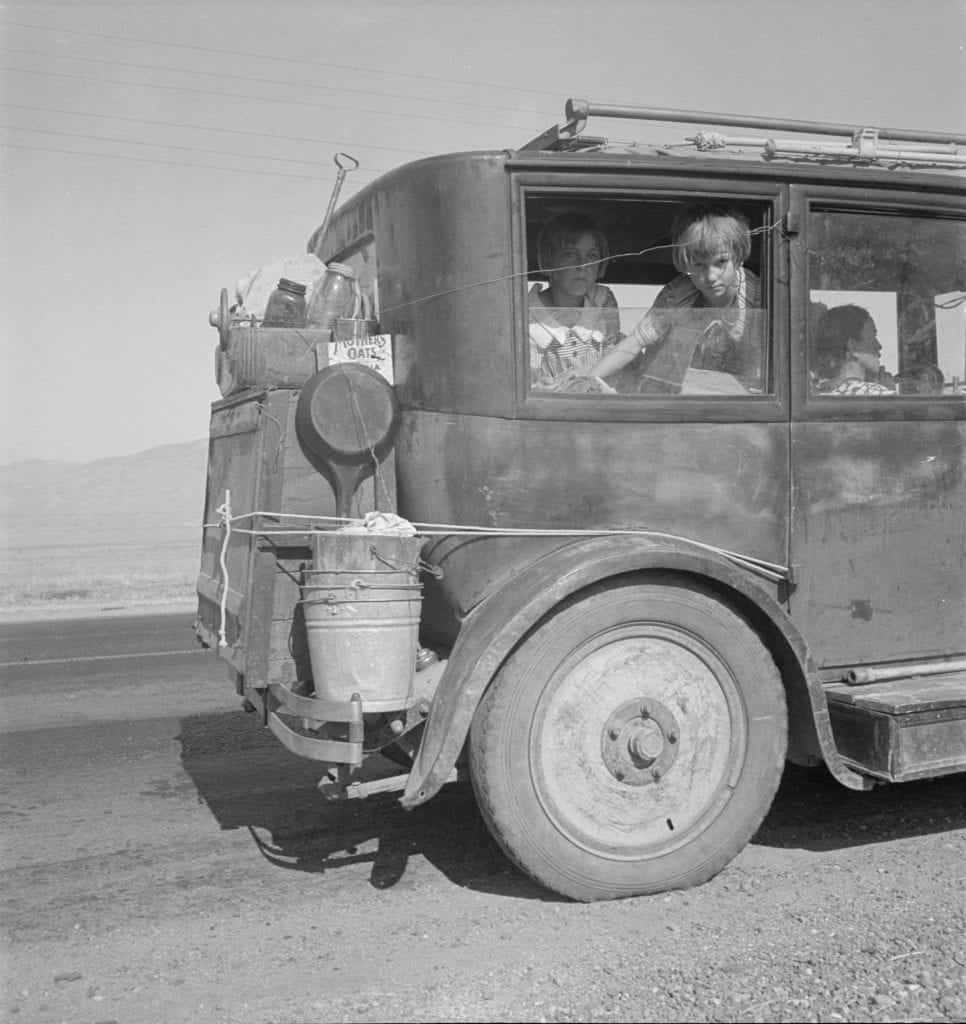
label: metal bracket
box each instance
[852,127,880,161]
[254,685,365,763]
[267,683,363,724]
[781,211,801,237]
[520,97,590,151]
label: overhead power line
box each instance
[2,101,431,157]
[6,19,564,99]
[2,45,552,120]
[1,124,392,176]
[1,140,374,185]
[2,65,542,134]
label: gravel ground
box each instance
[5,749,964,1024]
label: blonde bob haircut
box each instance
[670,202,752,275]
[537,212,610,280]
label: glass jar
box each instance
[262,278,307,327]
[306,262,360,329]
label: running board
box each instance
[825,670,966,782]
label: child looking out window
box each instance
[590,203,762,390]
[528,212,620,391]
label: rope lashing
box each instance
[691,131,729,150]
[203,500,791,585]
[215,490,232,647]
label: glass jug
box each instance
[306,262,361,329]
[262,278,307,328]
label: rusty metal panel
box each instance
[789,420,966,668]
[322,155,516,419]
[396,409,789,631]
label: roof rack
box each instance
[523,99,966,169]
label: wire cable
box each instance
[0,140,371,184]
[2,45,555,120]
[0,101,432,157]
[2,123,391,176]
[5,19,565,98]
[378,221,786,317]
[1,65,546,133]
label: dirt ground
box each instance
[2,711,964,1023]
[2,611,965,1024]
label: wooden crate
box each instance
[195,386,397,692]
[826,672,966,781]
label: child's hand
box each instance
[552,371,616,395]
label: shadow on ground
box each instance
[177,707,547,901]
[178,709,966,900]
[752,762,966,851]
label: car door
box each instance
[787,184,966,670]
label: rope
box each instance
[215,490,232,647]
[204,499,790,584]
[691,131,729,151]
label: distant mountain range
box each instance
[0,440,209,549]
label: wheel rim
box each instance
[529,622,747,860]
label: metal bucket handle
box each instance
[365,543,444,580]
[368,544,418,574]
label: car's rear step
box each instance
[825,670,966,782]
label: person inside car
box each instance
[812,304,894,395]
[588,202,762,389]
[528,212,620,391]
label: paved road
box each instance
[1,613,964,1024]
[0,613,228,732]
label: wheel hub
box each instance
[601,697,680,785]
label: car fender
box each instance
[400,533,866,809]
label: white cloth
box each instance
[233,254,327,318]
[337,511,417,536]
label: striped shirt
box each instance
[528,284,620,387]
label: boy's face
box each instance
[547,231,602,304]
[686,249,740,306]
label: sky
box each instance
[2,0,964,465]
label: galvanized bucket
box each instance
[301,532,423,710]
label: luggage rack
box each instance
[524,98,966,169]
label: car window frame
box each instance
[510,171,789,424]
[789,184,966,423]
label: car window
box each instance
[524,194,774,399]
[807,209,966,398]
